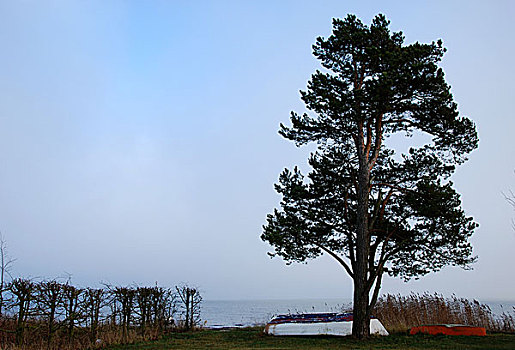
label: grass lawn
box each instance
[107,327,515,350]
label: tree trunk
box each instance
[185,291,191,330]
[190,293,194,329]
[0,255,4,317]
[16,298,27,345]
[47,304,56,350]
[352,278,370,338]
[352,128,371,338]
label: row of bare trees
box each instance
[0,278,202,349]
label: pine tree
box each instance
[261,14,478,338]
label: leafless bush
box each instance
[62,284,83,343]
[175,285,202,330]
[8,279,36,345]
[0,280,199,349]
[0,233,15,317]
[110,286,136,343]
[35,280,64,349]
[134,285,176,337]
[81,287,105,343]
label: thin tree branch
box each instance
[317,244,354,278]
[367,265,383,315]
[368,113,383,170]
[365,122,372,163]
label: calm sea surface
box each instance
[201,298,515,328]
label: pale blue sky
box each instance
[0,0,514,301]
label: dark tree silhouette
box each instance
[9,279,35,345]
[62,284,83,343]
[175,285,202,330]
[0,233,15,317]
[262,14,478,338]
[81,287,106,343]
[36,280,65,349]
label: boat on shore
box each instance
[409,324,486,336]
[264,312,389,336]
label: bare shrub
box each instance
[81,287,106,343]
[0,280,198,349]
[35,280,65,349]
[8,278,36,345]
[175,285,202,330]
[0,233,15,317]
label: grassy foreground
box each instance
[107,327,515,350]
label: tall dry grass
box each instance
[0,317,176,350]
[373,293,515,333]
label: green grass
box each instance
[107,327,515,350]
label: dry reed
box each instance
[0,317,175,349]
[373,293,515,333]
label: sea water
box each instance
[201,298,515,328]
[203,298,348,327]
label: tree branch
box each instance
[365,122,372,163]
[367,265,384,315]
[317,244,354,278]
[342,190,357,268]
[378,189,395,222]
[368,113,383,170]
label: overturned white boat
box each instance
[264,312,389,336]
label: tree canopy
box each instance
[261,14,478,338]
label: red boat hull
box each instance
[409,325,486,336]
